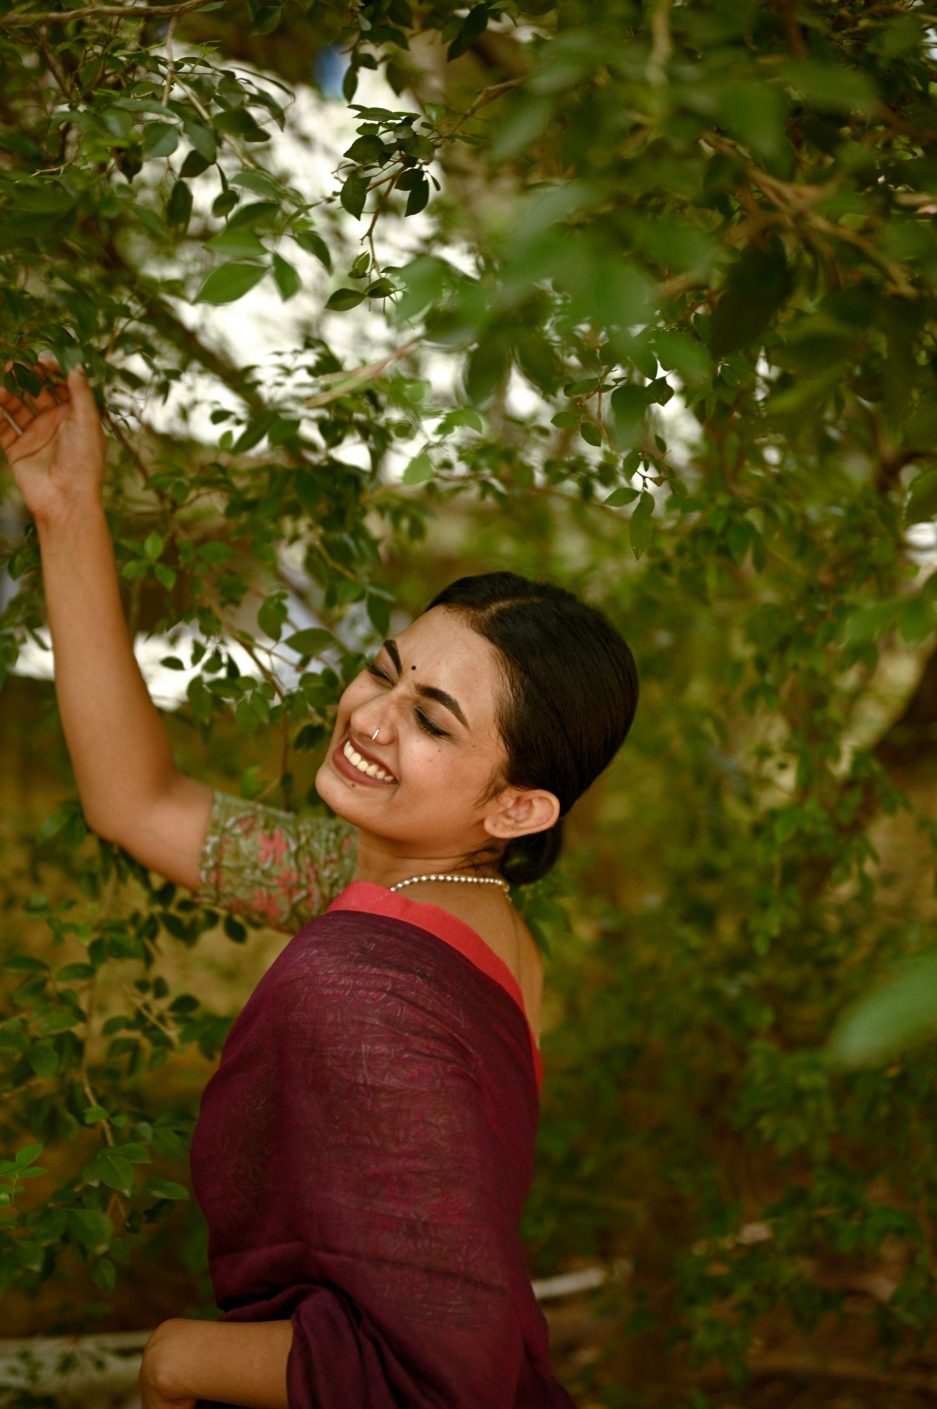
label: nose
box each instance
[349,704,391,745]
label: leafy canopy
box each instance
[2,0,937,1398]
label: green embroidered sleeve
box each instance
[195,790,357,934]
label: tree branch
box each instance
[0,0,216,28]
[303,340,419,408]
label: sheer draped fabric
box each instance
[189,884,572,1407]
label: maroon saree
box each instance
[189,881,576,1408]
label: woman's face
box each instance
[315,606,515,859]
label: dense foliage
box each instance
[2,0,937,1403]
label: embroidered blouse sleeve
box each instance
[195,790,357,934]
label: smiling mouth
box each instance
[337,735,397,783]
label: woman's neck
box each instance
[351,830,502,891]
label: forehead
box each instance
[396,608,501,691]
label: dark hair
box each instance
[425,571,638,885]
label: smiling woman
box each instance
[2,360,638,1409]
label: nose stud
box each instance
[371,727,380,742]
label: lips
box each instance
[331,733,398,786]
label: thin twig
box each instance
[160,5,178,103]
[647,0,672,86]
[0,0,216,27]
[441,77,525,140]
[303,339,419,408]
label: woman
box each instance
[1,360,638,1409]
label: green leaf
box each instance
[194,262,267,305]
[366,591,392,635]
[448,2,490,59]
[196,541,235,565]
[829,952,937,1066]
[228,200,279,230]
[605,486,639,507]
[285,628,332,657]
[68,1208,113,1252]
[293,227,332,271]
[27,1041,59,1078]
[179,148,210,179]
[609,385,648,450]
[14,1142,44,1167]
[784,60,878,115]
[232,411,274,453]
[56,962,95,981]
[393,255,448,322]
[140,121,177,159]
[762,364,843,421]
[272,253,302,301]
[490,96,553,161]
[906,470,937,525]
[184,119,217,163]
[402,451,433,485]
[88,1148,134,1195]
[206,226,267,258]
[236,697,261,733]
[405,174,430,216]
[214,107,270,143]
[465,339,509,405]
[709,238,791,358]
[326,287,366,311]
[230,169,282,198]
[652,331,712,386]
[167,179,193,231]
[344,134,386,164]
[90,1257,117,1293]
[2,955,47,972]
[143,531,163,561]
[251,4,282,35]
[717,81,788,163]
[340,171,368,219]
[257,591,288,641]
[144,1177,190,1200]
[629,490,655,559]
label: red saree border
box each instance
[326,881,543,1090]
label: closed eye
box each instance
[415,709,448,738]
[366,662,450,739]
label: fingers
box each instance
[0,357,69,424]
[0,403,25,442]
[65,365,100,432]
[0,388,27,441]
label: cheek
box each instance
[337,677,370,717]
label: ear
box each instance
[482,786,561,842]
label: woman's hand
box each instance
[0,358,106,524]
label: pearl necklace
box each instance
[389,871,511,897]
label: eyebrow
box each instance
[382,638,469,729]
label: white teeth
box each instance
[343,739,393,782]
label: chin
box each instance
[314,757,373,826]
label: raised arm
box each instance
[1,359,211,888]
